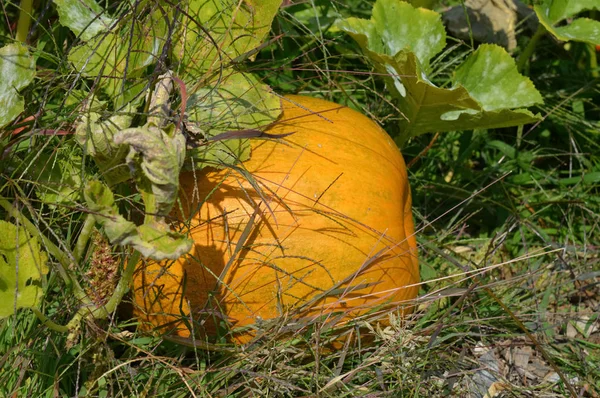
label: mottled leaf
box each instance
[0,44,35,128]
[75,106,134,185]
[28,152,83,206]
[113,125,186,216]
[0,221,48,318]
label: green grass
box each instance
[1,0,599,396]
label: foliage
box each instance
[0,221,48,318]
[337,0,543,145]
[534,0,600,44]
[0,0,599,396]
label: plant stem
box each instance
[32,308,69,333]
[587,43,598,78]
[16,0,33,43]
[73,214,96,263]
[517,24,547,72]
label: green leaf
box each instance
[0,44,35,128]
[186,71,281,168]
[175,0,282,78]
[534,0,600,44]
[53,0,115,41]
[68,11,166,103]
[338,0,445,72]
[454,45,543,112]
[84,181,192,260]
[0,221,49,318]
[28,151,83,206]
[337,1,543,145]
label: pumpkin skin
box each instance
[133,95,419,342]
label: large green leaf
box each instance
[53,0,115,41]
[175,0,282,79]
[0,221,48,318]
[0,44,35,128]
[534,0,600,44]
[337,0,543,145]
[84,181,192,260]
[186,71,281,168]
[28,151,83,206]
[340,0,445,72]
[68,11,166,103]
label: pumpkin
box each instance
[132,95,419,342]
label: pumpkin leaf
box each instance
[174,0,282,78]
[75,105,134,185]
[68,11,166,105]
[53,0,115,41]
[454,45,543,112]
[0,221,49,318]
[186,71,281,168]
[28,151,83,206]
[337,0,543,146]
[338,0,445,73]
[534,0,600,44]
[84,181,192,260]
[114,124,186,216]
[0,44,35,128]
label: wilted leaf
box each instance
[84,181,192,260]
[0,221,49,318]
[534,0,600,44]
[114,125,186,216]
[186,71,281,168]
[75,106,134,185]
[53,0,115,41]
[175,0,282,78]
[0,44,35,128]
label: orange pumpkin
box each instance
[133,95,419,342]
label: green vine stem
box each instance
[587,43,598,78]
[73,214,96,263]
[32,308,69,333]
[516,24,547,72]
[16,0,33,43]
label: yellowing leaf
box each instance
[0,221,48,318]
